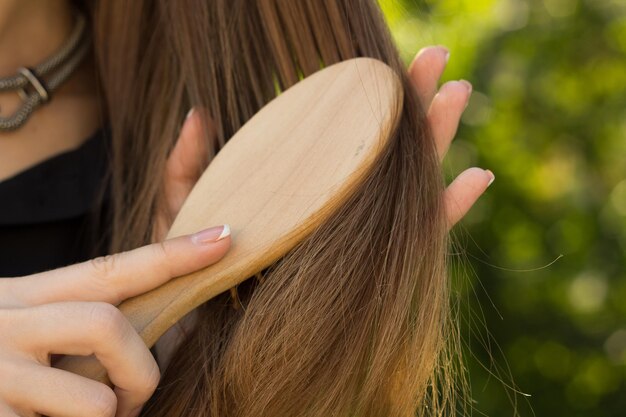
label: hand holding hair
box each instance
[0,45,490,417]
[0,225,231,417]
[152,45,494,248]
[408,45,495,227]
[143,45,495,406]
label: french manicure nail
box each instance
[459,79,473,93]
[185,107,195,120]
[436,45,450,62]
[485,170,495,186]
[191,224,231,245]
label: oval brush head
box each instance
[57,57,403,382]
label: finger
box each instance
[12,225,231,306]
[428,80,472,159]
[5,357,117,417]
[408,45,450,108]
[445,167,494,228]
[164,107,215,216]
[153,108,215,242]
[11,302,158,416]
[0,402,20,417]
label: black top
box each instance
[0,128,111,277]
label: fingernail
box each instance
[185,107,195,120]
[485,169,495,186]
[440,46,450,63]
[191,224,231,245]
[459,79,473,93]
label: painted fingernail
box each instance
[459,79,473,93]
[191,224,231,245]
[185,107,195,120]
[485,169,495,186]
[441,46,450,63]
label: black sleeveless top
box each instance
[0,128,112,277]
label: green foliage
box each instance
[380,0,626,415]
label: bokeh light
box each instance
[381,0,626,415]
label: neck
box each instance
[0,0,74,77]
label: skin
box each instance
[0,1,494,416]
[0,0,100,181]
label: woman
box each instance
[0,1,494,416]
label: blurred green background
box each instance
[379,0,626,416]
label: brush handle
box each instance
[55,57,402,384]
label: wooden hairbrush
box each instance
[56,57,402,383]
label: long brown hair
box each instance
[84,0,459,415]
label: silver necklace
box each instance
[0,13,90,131]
